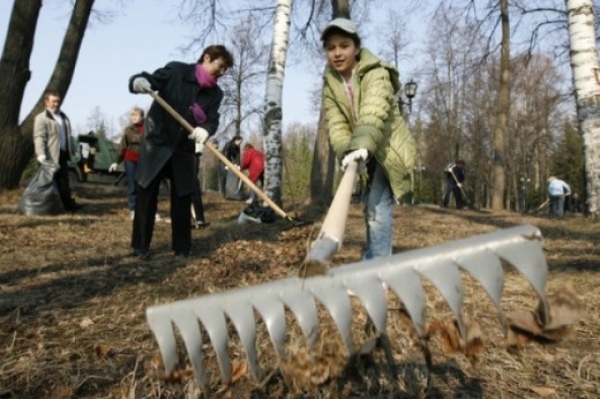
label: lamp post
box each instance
[399,79,418,114]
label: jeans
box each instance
[125,160,138,211]
[442,180,465,208]
[362,164,395,260]
[549,195,565,217]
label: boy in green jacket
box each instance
[321,18,416,259]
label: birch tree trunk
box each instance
[491,0,510,211]
[566,0,600,216]
[263,0,293,205]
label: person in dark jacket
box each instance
[128,45,233,258]
[441,159,466,209]
[219,135,243,198]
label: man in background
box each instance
[441,159,466,209]
[547,176,571,218]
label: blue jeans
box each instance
[549,195,565,217]
[125,160,138,211]
[362,164,395,260]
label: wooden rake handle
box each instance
[305,162,358,263]
[147,91,291,220]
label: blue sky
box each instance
[1,1,426,139]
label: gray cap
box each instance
[320,18,358,40]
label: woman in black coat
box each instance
[128,45,233,258]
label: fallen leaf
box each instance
[43,386,73,399]
[79,317,94,329]
[506,309,543,346]
[536,285,583,330]
[507,309,576,345]
[462,317,484,358]
[426,319,461,353]
[426,317,484,359]
[530,385,556,397]
[95,343,112,358]
[230,360,248,383]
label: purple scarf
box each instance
[190,64,217,124]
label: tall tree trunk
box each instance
[309,108,336,205]
[309,0,350,206]
[0,0,95,190]
[0,0,42,190]
[491,0,510,211]
[263,0,293,205]
[566,0,600,216]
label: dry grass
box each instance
[0,183,599,398]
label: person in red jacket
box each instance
[240,143,265,204]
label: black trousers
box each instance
[56,150,75,207]
[131,160,192,254]
[442,183,465,209]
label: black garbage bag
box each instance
[237,201,276,224]
[18,161,64,216]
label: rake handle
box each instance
[148,91,290,220]
[305,162,358,263]
[448,168,469,204]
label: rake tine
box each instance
[222,301,261,381]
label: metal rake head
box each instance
[146,224,550,390]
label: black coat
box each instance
[222,141,241,165]
[129,62,223,196]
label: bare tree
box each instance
[376,9,410,69]
[0,0,95,189]
[217,14,269,140]
[490,0,511,211]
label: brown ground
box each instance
[0,182,598,399]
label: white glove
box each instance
[341,148,368,171]
[132,77,152,93]
[37,155,46,164]
[457,183,462,188]
[188,127,209,144]
[108,163,118,172]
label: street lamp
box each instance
[399,79,418,114]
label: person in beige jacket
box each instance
[33,90,82,211]
[321,18,416,259]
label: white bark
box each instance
[566,0,600,215]
[262,0,293,204]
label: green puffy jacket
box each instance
[323,48,416,200]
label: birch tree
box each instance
[566,0,600,216]
[263,0,293,205]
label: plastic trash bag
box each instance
[18,161,64,216]
[224,169,243,200]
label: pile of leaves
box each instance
[0,183,598,398]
